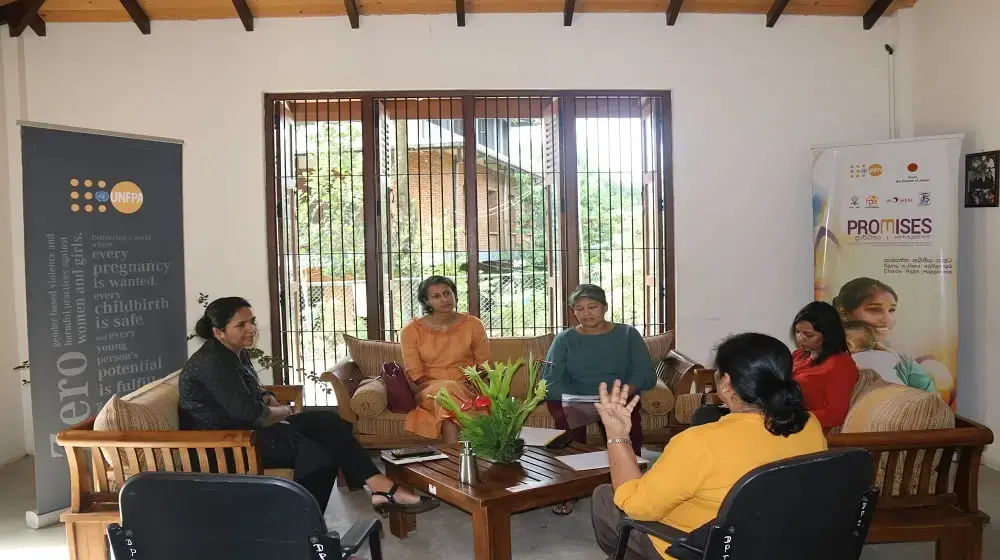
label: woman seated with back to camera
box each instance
[590,333,828,560]
[400,275,491,443]
[179,296,438,517]
[691,301,859,432]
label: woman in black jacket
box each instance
[179,296,438,516]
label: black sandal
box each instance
[371,484,440,518]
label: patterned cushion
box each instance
[643,331,675,364]
[356,411,411,436]
[491,334,555,398]
[842,380,955,497]
[343,335,405,379]
[673,393,702,424]
[94,393,178,470]
[350,378,388,418]
[842,383,955,434]
[640,380,675,416]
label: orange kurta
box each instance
[400,313,491,439]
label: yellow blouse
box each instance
[614,412,828,559]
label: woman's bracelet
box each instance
[607,437,632,446]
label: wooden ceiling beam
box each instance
[666,0,683,26]
[564,0,576,26]
[344,0,359,29]
[863,0,893,30]
[118,0,150,34]
[10,0,45,38]
[766,0,791,28]
[456,0,465,27]
[233,0,253,31]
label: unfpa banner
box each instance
[812,135,963,409]
[21,123,186,518]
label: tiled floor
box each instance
[1,453,997,559]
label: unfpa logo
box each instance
[850,163,884,179]
[69,178,143,214]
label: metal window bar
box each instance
[272,98,365,406]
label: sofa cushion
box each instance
[643,331,675,364]
[350,378,389,418]
[343,335,405,379]
[842,382,955,434]
[640,380,675,416]
[491,334,555,398]
[356,411,411,436]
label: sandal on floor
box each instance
[552,500,576,516]
[372,483,440,518]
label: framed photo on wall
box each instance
[965,150,999,208]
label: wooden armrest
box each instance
[320,361,363,423]
[828,425,993,451]
[57,428,255,448]
[266,385,305,413]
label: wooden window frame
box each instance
[264,90,675,385]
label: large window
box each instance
[266,92,673,404]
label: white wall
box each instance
[2,13,901,447]
[0,37,26,465]
[901,0,1000,465]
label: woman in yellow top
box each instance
[590,332,828,560]
[401,276,491,442]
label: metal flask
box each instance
[458,440,480,485]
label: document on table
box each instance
[555,451,650,471]
[519,426,567,447]
[561,394,600,403]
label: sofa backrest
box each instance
[344,330,675,399]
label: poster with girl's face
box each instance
[812,137,962,408]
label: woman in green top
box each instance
[544,284,655,515]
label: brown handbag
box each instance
[380,361,416,413]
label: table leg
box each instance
[389,510,416,539]
[471,506,512,560]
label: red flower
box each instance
[472,395,492,411]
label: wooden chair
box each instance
[106,472,383,560]
[613,448,878,560]
[58,385,305,560]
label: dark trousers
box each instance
[547,400,643,455]
[690,404,729,426]
[591,484,662,560]
[256,410,379,512]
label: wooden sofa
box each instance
[56,371,305,560]
[321,332,683,448]
[694,366,994,559]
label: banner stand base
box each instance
[25,507,67,529]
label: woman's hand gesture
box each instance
[595,380,639,440]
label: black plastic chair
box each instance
[106,472,382,560]
[613,448,878,560]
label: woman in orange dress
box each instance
[401,276,491,442]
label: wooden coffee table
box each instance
[382,442,612,560]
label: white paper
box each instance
[380,451,449,466]
[561,394,600,403]
[519,426,566,447]
[555,451,649,471]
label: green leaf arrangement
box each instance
[435,355,548,463]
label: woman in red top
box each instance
[691,301,859,431]
[790,301,859,431]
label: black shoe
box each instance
[372,483,440,518]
